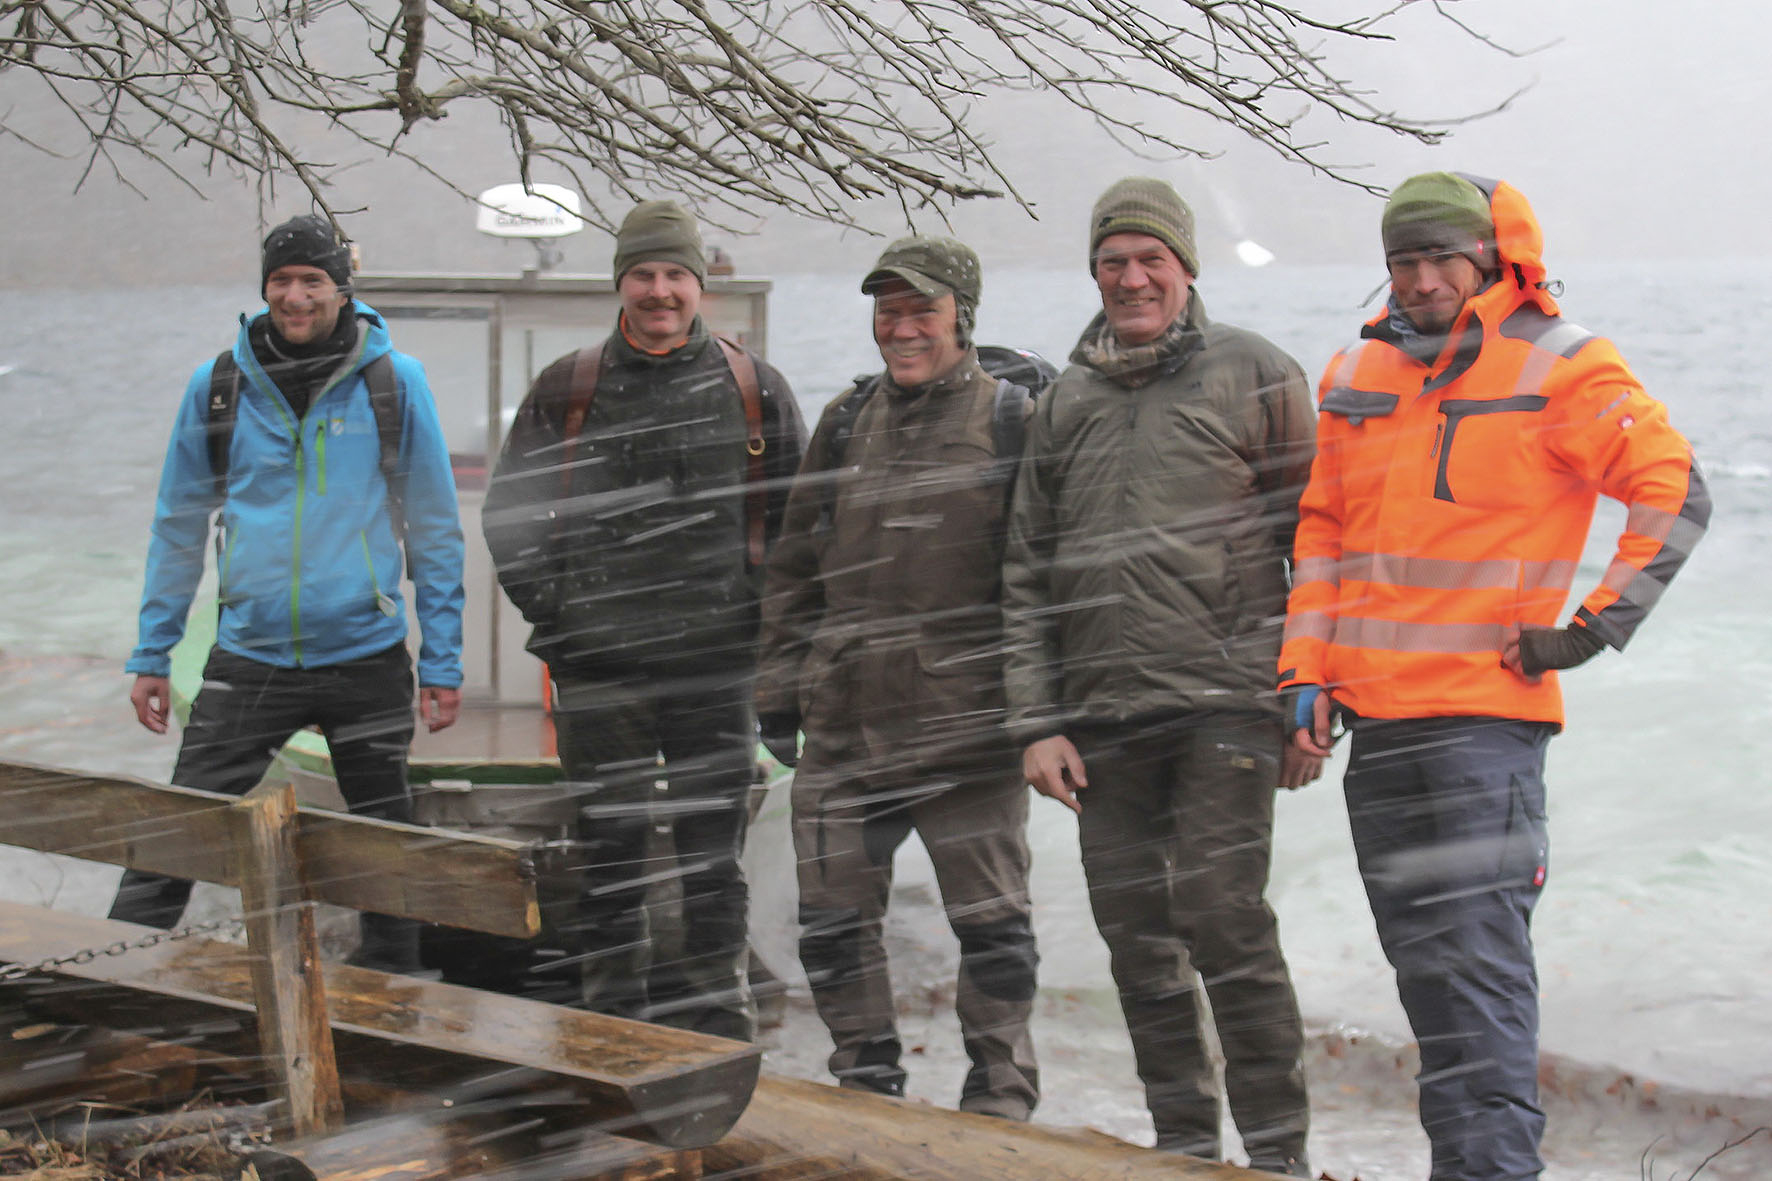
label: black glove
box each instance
[1518,624,1605,677]
[758,711,801,768]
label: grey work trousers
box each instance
[792,749,1040,1119]
[1072,713,1309,1164]
[1345,716,1553,1181]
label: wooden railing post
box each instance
[231,781,343,1136]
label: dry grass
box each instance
[0,1101,259,1180]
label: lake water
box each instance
[0,262,1767,1178]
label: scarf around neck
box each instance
[1072,294,1201,388]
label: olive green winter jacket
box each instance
[1001,293,1315,737]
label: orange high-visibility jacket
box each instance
[1278,176,1710,725]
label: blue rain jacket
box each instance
[127,304,465,687]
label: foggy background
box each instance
[1,0,1767,288]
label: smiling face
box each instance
[872,280,966,388]
[264,264,349,345]
[1387,249,1485,335]
[1093,231,1193,346]
[618,260,702,352]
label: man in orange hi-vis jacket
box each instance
[1280,173,1709,1180]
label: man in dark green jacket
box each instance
[1002,178,1317,1174]
[482,200,805,1039]
[756,237,1040,1119]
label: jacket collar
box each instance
[609,313,711,368]
[1072,290,1209,389]
[878,347,983,402]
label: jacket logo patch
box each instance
[330,418,345,435]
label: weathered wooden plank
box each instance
[233,782,343,1135]
[248,1108,697,1181]
[0,761,237,886]
[0,901,760,1148]
[0,760,540,938]
[704,1075,1268,1180]
[295,811,540,938]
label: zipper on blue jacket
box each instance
[361,531,398,618]
[215,528,240,607]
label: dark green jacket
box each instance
[483,317,805,677]
[1001,294,1315,736]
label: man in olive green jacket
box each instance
[1001,177,1317,1175]
[756,237,1039,1120]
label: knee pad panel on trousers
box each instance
[798,905,866,990]
[955,915,1039,1004]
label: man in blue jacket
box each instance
[113,214,466,974]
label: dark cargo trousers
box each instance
[792,752,1040,1119]
[1072,713,1309,1165]
[109,644,421,972]
[1344,717,1553,1181]
[550,667,757,1042]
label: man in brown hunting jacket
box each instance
[756,236,1040,1119]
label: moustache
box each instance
[635,297,684,311]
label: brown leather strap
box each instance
[557,343,605,502]
[556,336,768,568]
[713,334,768,569]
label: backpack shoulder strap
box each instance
[713,334,768,568]
[991,378,1032,464]
[362,353,406,540]
[713,334,763,447]
[990,378,1033,504]
[558,342,606,500]
[815,375,880,532]
[205,351,241,499]
[825,375,881,470]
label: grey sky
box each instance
[0,0,1764,285]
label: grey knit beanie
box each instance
[612,200,706,288]
[1089,177,1200,277]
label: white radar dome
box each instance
[475,184,585,239]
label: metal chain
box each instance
[0,915,245,984]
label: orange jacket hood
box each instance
[1370,174,1560,334]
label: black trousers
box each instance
[549,664,757,1041]
[109,643,420,972]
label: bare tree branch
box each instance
[0,0,1523,227]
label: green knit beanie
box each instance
[612,199,706,288]
[1089,177,1199,277]
[1382,173,1495,268]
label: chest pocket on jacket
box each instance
[1433,396,1549,506]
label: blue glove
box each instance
[1288,685,1322,735]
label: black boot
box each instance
[347,911,424,975]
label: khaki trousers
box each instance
[792,749,1040,1119]
[1072,712,1308,1163]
